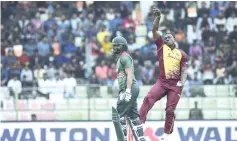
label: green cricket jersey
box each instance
[116,52,136,92]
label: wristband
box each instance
[177,81,183,86]
[126,89,131,93]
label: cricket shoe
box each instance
[159,134,169,141]
[160,137,168,141]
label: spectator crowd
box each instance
[1,1,237,98]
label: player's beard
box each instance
[112,46,122,56]
[166,40,175,48]
[165,40,172,46]
[112,49,119,56]
[112,49,119,59]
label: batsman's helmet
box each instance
[112,36,128,55]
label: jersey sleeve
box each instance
[120,56,132,69]
[181,51,188,68]
[155,37,164,50]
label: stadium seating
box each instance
[202,110,217,119]
[18,111,31,120]
[92,98,108,110]
[75,86,87,97]
[28,99,42,110]
[17,100,28,110]
[202,97,217,109]
[90,110,111,120]
[1,85,236,121]
[41,101,54,110]
[107,98,117,108]
[3,100,14,110]
[176,110,189,120]
[216,97,234,109]
[216,85,231,97]
[35,111,57,120]
[189,97,203,109]
[176,98,189,109]
[54,99,68,110]
[68,99,88,110]
[0,87,10,99]
[149,110,163,120]
[203,85,217,97]
[56,110,87,120]
[216,109,233,119]
[139,86,150,98]
[235,98,237,109]
[1,111,16,120]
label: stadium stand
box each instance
[1,1,237,121]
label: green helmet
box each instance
[112,36,128,55]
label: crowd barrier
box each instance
[0,85,236,121]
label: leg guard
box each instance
[112,107,126,141]
[120,117,128,141]
[127,117,146,141]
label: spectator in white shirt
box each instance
[183,76,191,97]
[70,13,81,31]
[187,63,202,80]
[214,12,226,31]
[49,72,64,95]
[18,14,29,32]
[37,73,50,99]
[20,65,33,82]
[213,63,230,84]
[226,13,237,33]
[96,14,110,31]
[196,14,214,31]
[47,63,56,79]
[63,72,77,98]
[55,73,65,95]
[47,76,57,94]
[106,8,115,21]
[127,36,139,52]
[187,24,201,44]
[7,75,22,99]
[197,1,210,9]
[203,64,215,84]
[34,64,45,80]
[57,15,70,32]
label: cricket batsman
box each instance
[139,7,188,141]
[111,36,146,141]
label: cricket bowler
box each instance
[139,7,188,141]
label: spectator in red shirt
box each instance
[95,60,108,85]
[18,51,29,66]
[108,63,117,81]
[89,37,100,58]
[123,13,136,32]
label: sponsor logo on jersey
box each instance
[167,53,180,60]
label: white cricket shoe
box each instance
[160,137,168,141]
[159,133,169,141]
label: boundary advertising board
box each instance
[1,121,237,141]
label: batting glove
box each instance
[119,89,132,102]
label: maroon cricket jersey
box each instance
[155,37,188,92]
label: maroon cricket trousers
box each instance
[139,79,182,134]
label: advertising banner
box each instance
[1,121,237,141]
